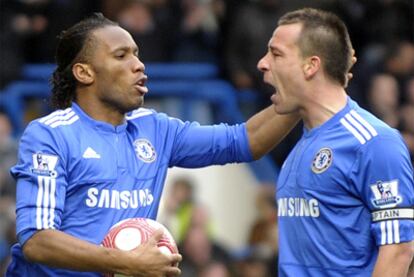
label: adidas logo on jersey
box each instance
[82,147,101,159]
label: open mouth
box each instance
[264,82,278,95]
[263,78,278,94]
[134,76,148,94]
[269,84,279,104]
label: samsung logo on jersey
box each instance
[278,198,320,217]
[86,188,154,209]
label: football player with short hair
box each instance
[258,8,414,276]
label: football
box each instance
[102,217,178,277]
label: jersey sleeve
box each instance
[350,134,414,246]
[164,115,253,168]
[10,121,68,246]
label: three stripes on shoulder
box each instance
[39,108,79,128]
[126,108,153,120]
[340,110,378,145]
[38,107,154,128]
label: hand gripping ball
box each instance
[102,218,178,277]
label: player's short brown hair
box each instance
[279,8,353,87]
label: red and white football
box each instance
[102,217,178,277]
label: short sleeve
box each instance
[11,122,68,245]
[164,115,253,168]
[350,135,414,246]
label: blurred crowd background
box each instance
[0,0,413,276]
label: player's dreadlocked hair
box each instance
[50,13,117,109]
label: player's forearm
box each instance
[409,259,414,277]
[246,105,299,159]
[22,229,129,274]
[372,242,414,277]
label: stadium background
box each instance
[0,0,413,276]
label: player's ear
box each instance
[303,56,321,80]
[72,63,94,85]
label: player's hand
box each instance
[121,229,182,277]
[345,49,357,88]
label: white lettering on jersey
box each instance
[278,198,320,217]
[98,190,110,208]
[86,188,154,209]
[86,188,99,207]
[372,208,414,222]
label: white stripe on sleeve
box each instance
[36,176,44,229]
[49,178,56,229]
[380,221,386,245]
[387,220,394,244]
[42,177,50,229]
[393,220,400,243]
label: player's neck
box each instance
[301,83,347,130]
[76,97,125,126]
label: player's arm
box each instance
[350,135,414,277]
[372,241,414,277]
[14,122,181,276]
[166,111,298,167]
[245,106,299,159]
[409,258,414,276]
[23,229,181,276]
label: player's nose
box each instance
[133,56,145,73]
[257,54,269,72]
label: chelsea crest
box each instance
[134,139,156,163]
[312,148,333,174]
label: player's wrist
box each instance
[101,246,135,275]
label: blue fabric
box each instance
[277,98,414,276]
[7,103,252,276]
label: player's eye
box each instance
[115,52,126,59]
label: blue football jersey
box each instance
[7,103,253,276]
[277,98,414,276]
